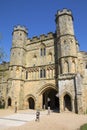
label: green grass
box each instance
[80,124,87,130]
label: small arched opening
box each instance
[8,98,12,106]
[2,100,5,108]
[0,100,2,108]
[28,97,35,109]
[71,60,76,73]
[64,61,69,73]
[64,94,72,111]
[0,99,5,109]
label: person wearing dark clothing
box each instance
[35,110,40,121]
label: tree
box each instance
[0,33,6,62]
[0,48,5,62]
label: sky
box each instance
[0,0,87,62]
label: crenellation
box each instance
[31,36,39,42]
[13,25,28,34]
[40,34,47,40]
[26,38,31,44]
[55,8,73,23]
[0,62,9,71]
[57,8,72,16]
[29,33,54,44]
[47,32,54,38]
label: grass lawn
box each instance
[80,124,87,130]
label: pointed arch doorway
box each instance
[8,98,12,106]
[64,94,72,111]
[42,88,59,111]
[28,97,35,109]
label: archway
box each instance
[0,100,2,108]
[64,94,72,111]
[28,97,35,109]
[2,100,5,108]
[42,88,59,111]
[0,99,5,108]
[8,98,11,106]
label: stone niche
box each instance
[59,78,75,97]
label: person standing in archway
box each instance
[48,97,51,115]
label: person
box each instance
[14,101,17,113]
[47,97,51,115]
[48,106,50,115]
[35,110,40,122]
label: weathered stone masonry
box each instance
[0,8,87,114]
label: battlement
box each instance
[58,8,72,15]
[0,62,9,71]
[13,25,28,34]
[31,36,39,42]
[30,32,54,43]
[55,8,73,21]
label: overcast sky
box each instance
[0,0,87,62]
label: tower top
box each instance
[13,25,28,34]
[55,8,73,22]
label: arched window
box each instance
[64,61,69,73]
[43,69,46,77]
[40,48,43,56]
[40,68,46,78]
[71,61,76,73]
[40,69,43,78]
[44,48,46,55]
[40,47,46,56]
[26,71,28,79]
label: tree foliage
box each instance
[0,33,6,62]
[80,124,87,130]
[0,48,5,62]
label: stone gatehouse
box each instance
[0,8,87,114]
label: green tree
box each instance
[0,48,5,62]
[0,33,6,62]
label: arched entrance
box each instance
[64,94,72,111]
[42,88,59,111]
[28,97,35,109]
[0,99,5,108]
[0,100,2,108]
[2,100,5,108]
[8,98,11,106]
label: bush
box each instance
[80,124,87,130]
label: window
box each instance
[44,48,46,55]
[64,61,69,73]
[40,69,42,78]
[40,68,46,78]
[26,71,28,79]
[71,61,76,73]
[40,48,46,56]
[40,48,43,56]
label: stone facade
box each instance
[0,8,87,114]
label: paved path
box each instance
[0,110,48,130]
[0,112,36,129]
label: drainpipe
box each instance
[74,76,78,113]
